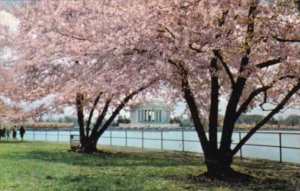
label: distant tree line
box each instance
[170,116,193,127]
[237,115,300,126]
[112,115,130,126]
[35,115,132,127]
[35,116,78,124]
[171,114,300,128]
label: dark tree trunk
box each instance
[208,57,219,151]
[204,149,233,177]
[80,137,98,153]
[76,93,86,145]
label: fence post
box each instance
[279,133,282,163]
[45,129,47,141]
[161,130,163,150]
[33,129,35,141]
[57,129,59,142]
[239,132,243,158]
[142,129,144,149]
[110,130,112,146]
[125,130,127,147]
[182,130,185,152]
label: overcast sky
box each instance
[173,99,300,118]
[0,9,18,32]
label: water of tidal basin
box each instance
[24,129,300,164]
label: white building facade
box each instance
[119,102,180,128]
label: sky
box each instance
[0,9,18,32]
[0,8,18,65]
[172,100,300,119]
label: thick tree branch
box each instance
[209,57,219,150]
[90,97,112,141]
[220,2,258,152]
[168,59,210,152]
[232,81,300,155]
[213,49,235,86]
[256,57,283,69]
[218,10,229,27]
[273,36,300,43]
[297,0,300,12]
[86,91,103,136]
[236,86,271,119]
[239,1,258,70]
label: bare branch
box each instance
[86,91,103,135]
[159,25,176,39]
[236,75,295,117]
[168,59,210,152]
[217,9,229,27]
[256,57,284,69]
[54,30,88,41]
[53,29,100,43]
[91,96,112,136]
[259,90,268,110]
[237,86,271,117]
[133,48,147,54]
[273,36,300,43]
[232,81,300,156]
[213,49,235,86]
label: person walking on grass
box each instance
[20,126,25,141]
[2,127,6,139]
[6,128,10,140]
[12,128,17,140]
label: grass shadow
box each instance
[1,147,202,168]
[0,140,25,144]
[187,173,290,190]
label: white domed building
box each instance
[119,101,180,128]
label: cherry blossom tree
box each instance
[139,0,300,177]
[7,0,161,152]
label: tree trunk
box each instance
[80,138,98,153]
[204,149,233,178]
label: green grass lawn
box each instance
[0,141,299,191]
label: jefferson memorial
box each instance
[119,101,180,128]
